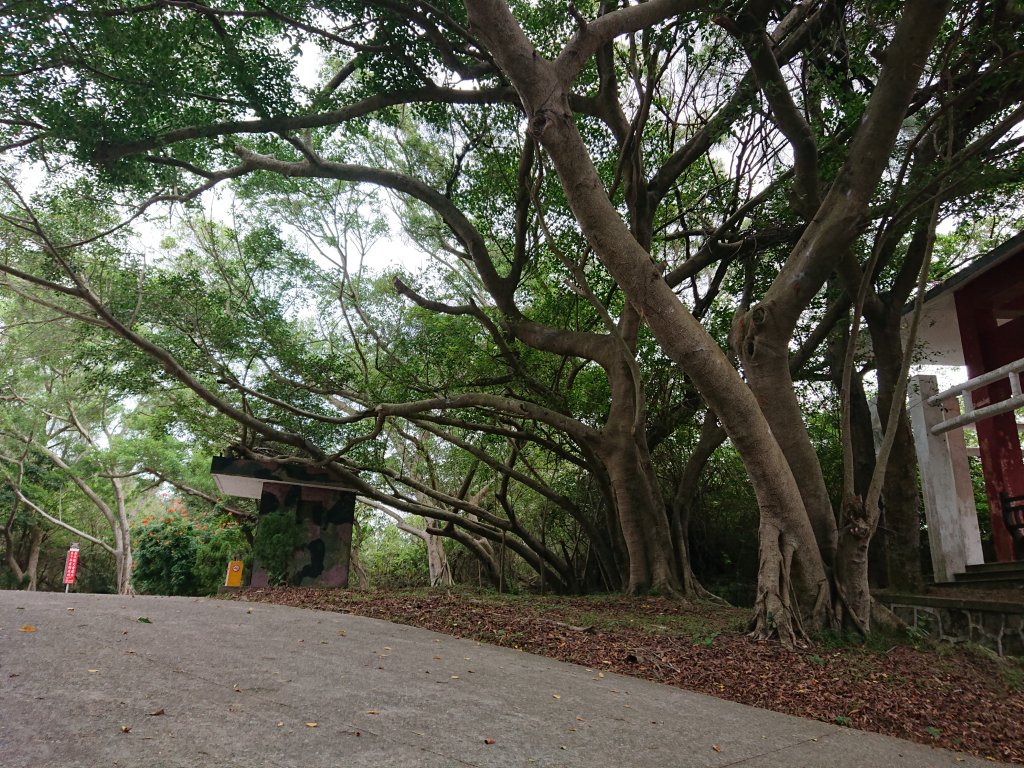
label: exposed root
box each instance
[869,599,906,635]
[748,528,809,648]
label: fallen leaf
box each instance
[66,608,74,612]
[120,725,132,734]
[366,709,380,715]
[320,640,328,644]
[147,708,165,717]
[712,745,722,753]
[305,722,318,728]
[18,626,36,632]
[338,629,346,637]
[484,738,495,745]
[137,617,152,624]
[552,693,561,699]
[276,722,284,727]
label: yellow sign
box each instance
[224,560,244,588]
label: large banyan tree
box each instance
[2,1,1023,639]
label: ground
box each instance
[234,587,1024,764]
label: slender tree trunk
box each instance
[25,525,42,591]
[3,526,26,587]
[868,316,924,592]
[670,415,727,598]
[112,480,134,595]
[833,495,877,630]
[425,521,452,587]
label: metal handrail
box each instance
[927,356,1024,436]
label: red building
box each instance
[909,232,1024,579]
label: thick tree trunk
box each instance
[113,522,134,595]
[834,497,877,631]
[736,304,839,566]
[600,434,681,594]
[115,547,134,595]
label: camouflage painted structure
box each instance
[210,456,356,588]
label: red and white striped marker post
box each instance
[63,543,80,594]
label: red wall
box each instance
[954,250,1024,561]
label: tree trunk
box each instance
[3,526,26,587]
[834,497,878,631]
[669,415,727,599]
[596,353,684,595]
[868,315,924,592]
[425,520,453,587]
[25,525,42,591]
[735,304,839,567]
[599,433,681,594]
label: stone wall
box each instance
[878,594,1024,657]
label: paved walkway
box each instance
[1,592,1000,767]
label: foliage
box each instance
[133,505,249,596]
[251,511,303,587]
[358,518,430,588]
[1,0,1022,631]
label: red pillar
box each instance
[954,256,1024,562]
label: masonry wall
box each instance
[879,595,1024,657]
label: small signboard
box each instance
[225,560,244,588]
[63,544,80,592]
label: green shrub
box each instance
[132,508,250,595]
[359,520,429,588]
[251,510,303,586]
[133,514,199,595]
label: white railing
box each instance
[928,356,1024,435]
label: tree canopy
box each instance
[1,0,1023,639]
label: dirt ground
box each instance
[235,587,1024,764]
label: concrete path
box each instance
[0,592,999,767]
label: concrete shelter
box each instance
[211,456,357,587]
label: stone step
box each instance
[964,560,1024,575]
[951,570,1024,587]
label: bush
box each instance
[250,510,303,587]
[132,507,250,596]
[359,520,429,588]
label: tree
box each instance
[0,314,140,594]
[2,1,1022,637]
